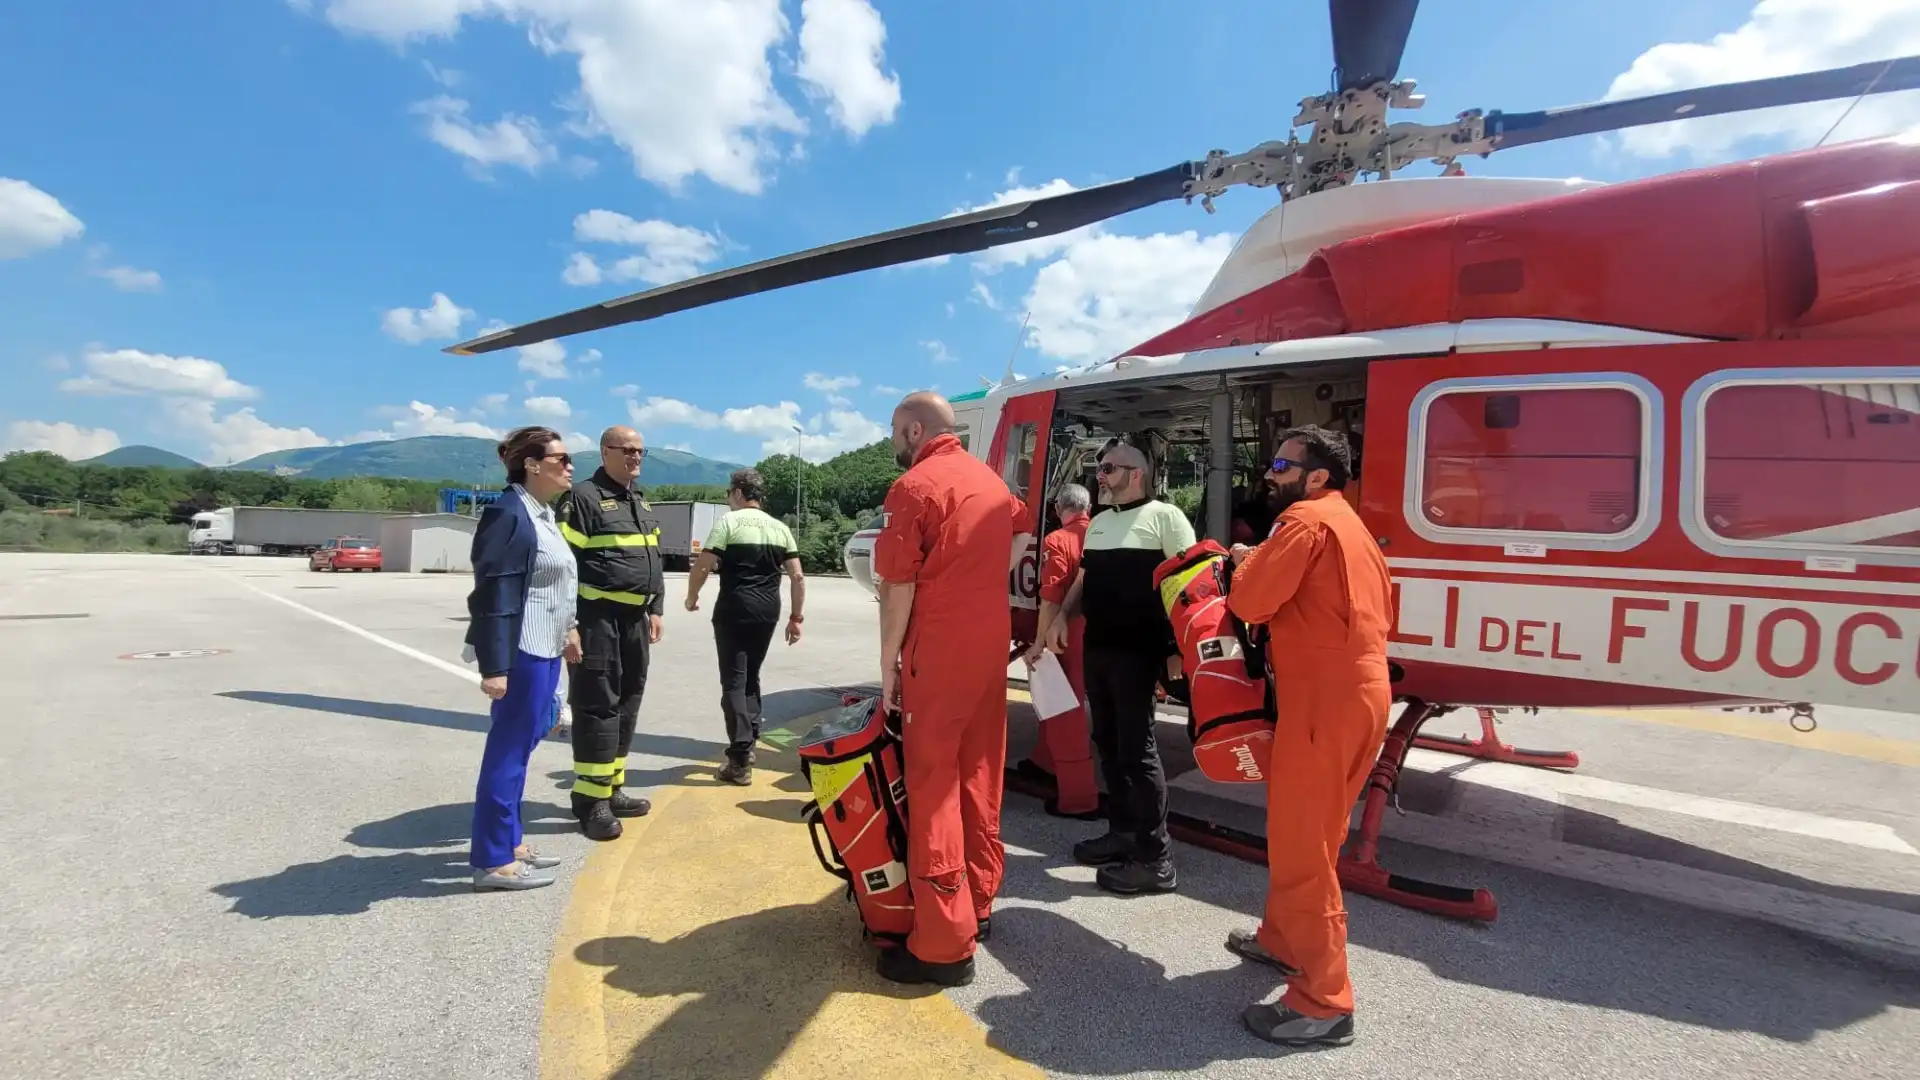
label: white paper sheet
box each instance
[1028,651,1080,719]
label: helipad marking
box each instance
[119,648,231,660]
[229,577,479,685]
[541,717,1041,1080]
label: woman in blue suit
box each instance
[465,425,583,891]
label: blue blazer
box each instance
[465,491,540,678]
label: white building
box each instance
[378,513,478,573]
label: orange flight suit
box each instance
[1031,509,1098,815]
[1226,488,1393,1019]
[873,432,1023,964]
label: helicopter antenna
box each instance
[1814,56,1897,148]
[1001,310,1031,388]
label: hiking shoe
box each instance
[1072,831,1136,866]
[717,760,753,786]
[1095,858,1178,895]
[581,801,623,841]
[609,790,651,818]
[1226,928,1301,976]
[1242,1003,1354,1048]
[875,946,975,987]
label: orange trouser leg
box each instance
[958,679,1008,923]
[900,668,1002,964]
[1256,672,1391,1019]
[1039,629,1099,814]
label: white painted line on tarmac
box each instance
[1402,748,1919,856]
[1379,808,1920,965]
[230,576,480,685]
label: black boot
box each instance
[1096,857,1178,895]
[1072,830,1136,866]
[875,946,974,987]
[609,789,651,818]
[716,760,753,786]
[581,800,623,841]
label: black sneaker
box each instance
[1095,858,1178,895]
[1242,1002,1354,1048]
[609,790,651,818]
[717,760,753,786]
[875,945,974,987]
[581,800,623,841]
[1072,831,1136,866]
[976,918,990,943]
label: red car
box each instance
[310,536,382,572]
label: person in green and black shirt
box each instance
[556,425,664,841]
[684,467,805,785]
[1041,439,1195,896]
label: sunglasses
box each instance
[1097,462,1137,475]
[602,445,646,458]
[1269,455,1303,473]
[540,452,574,467]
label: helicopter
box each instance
[448,2,1920,922]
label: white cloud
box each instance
[4,420,121,460]
[517,339,568,378]
[1021,230,1239,363]
[161,399,332,465]
[795,0,901,137]
[59,347,259,400]
[802,372,859,393]
[382,292,473,343]
[345,401,503,442]
[305,0,901,195]
[919,340,954,365]
[566,210,723,287]
[1604,0,1920,162]
[872,383,903,396]
[969,281,1000,310]
[524,394,572,419]
[413,95,559,175]
[608,382,639,397]
[622,391,882,461]
[92,264,164,292]
[477,392,511,414]
[0,177,85,259]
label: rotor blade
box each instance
[1329,0,1420,93]
[444,162,1200,356]
[1484,55,1920,150]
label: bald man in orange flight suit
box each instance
[1223,424,1392,1050]
[872,391,1024,987]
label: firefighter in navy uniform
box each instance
[557,425,664,841]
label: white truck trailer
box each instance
[187,506,395,556]
[650,500,728,571]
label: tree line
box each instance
[0,441,907,572]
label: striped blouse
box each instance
[515,484,579,659]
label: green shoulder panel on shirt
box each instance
[704,512,733,552]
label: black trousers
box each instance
[568,597,651,817]
[1084,644,1173,863]
[714,616,778,765]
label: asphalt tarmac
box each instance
[0,553,1914,1080]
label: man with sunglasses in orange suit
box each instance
[1041,439,1194,896]
[1222,424,1391,1050]
[872,391,1024,987]
[555,425,664,842]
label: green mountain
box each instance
[79,445,204,469]
[227,434,742,487]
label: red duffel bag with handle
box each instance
[797,693,915,946]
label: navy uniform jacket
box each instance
[465,492,538,678]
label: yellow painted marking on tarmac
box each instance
[1573,707,1920,767]
[541,711,1043,1080]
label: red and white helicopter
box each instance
[450,2,1920,922]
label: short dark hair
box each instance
[1276,424,1352,489]
[729,467,766,503]
[498,426,562,485]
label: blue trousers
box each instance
[471,649,563,870]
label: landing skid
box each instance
[1413,706,1581,772]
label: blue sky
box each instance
[5,0,1918,466]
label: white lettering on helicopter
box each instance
[1008,532,1039,610]
[1388,577,1919,711]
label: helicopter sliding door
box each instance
[1365,337,1920,712]
[987,389,1056,646]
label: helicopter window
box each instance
[999,422,1038,503]
[1414,381,1650,541]
[1684,374,1920,566]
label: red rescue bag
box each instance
[1152,540,1276,784]
[797,694,914,946]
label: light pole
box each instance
[791,425,804,521]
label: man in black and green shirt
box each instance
[684,467,805,784]
[1043,440,1195,895]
